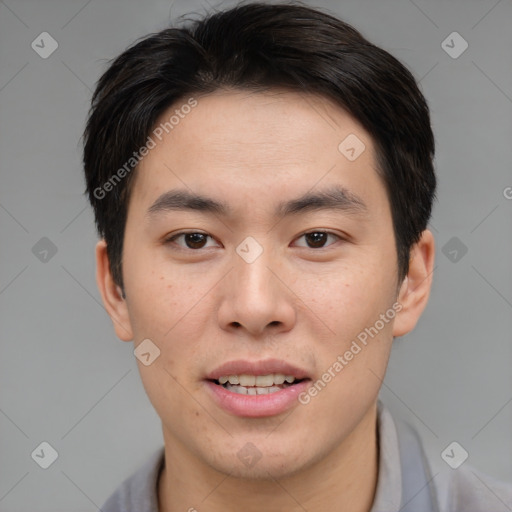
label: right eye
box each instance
[164,231,221,250]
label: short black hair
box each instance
[83,1,436,291]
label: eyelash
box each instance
[164,230,344,251]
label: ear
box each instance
[95,239,133,342]
[392,229,435,338]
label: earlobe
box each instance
[392,230,435,338]
[95,239,133,341]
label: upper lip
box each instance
[206,359,311,381]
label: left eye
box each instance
[165,230,342,250]
[294,231,342,249]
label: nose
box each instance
[216,238,296,338]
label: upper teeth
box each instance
[218,374,296,386]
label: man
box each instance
[82,2,512,511]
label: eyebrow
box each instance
[146,185,368,219]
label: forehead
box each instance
[153,88,369,161]
[131,88,389,221]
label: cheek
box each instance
[122,246,191,337]
[306,262,393,333]
[303,261,397,392]
[123,254,215,390]
[296,270,395,431]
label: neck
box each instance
[158,402,379,512]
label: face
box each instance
[99,89,425,480]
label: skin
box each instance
[96,88,435,512]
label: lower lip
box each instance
[204,380,311,417]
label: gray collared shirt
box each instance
[101,402,512,512]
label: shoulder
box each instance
[377,403,512,512]
[434,462,512,512]
[100,447,165,512]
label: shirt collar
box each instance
[370,400,403,512]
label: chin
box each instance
[217,457,306,481]
[204,441,317,481]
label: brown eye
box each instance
[305,232,328,248]
[295,231,341,249]
[166,232,218,250]
[182,233,208,249]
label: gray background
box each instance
[1,0,511,510]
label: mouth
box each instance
[204,359,312,417]
[209,373,308,395]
